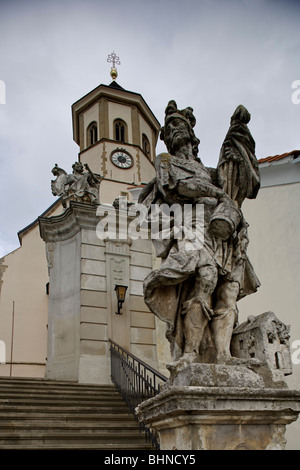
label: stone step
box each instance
[0,442,152,450]
[0,378,114,392]
[0,380,115,393]
[0,421,141,431]
[0,383,117,391]
[0,377,112,385]
[0,395,125,406]
[0,430,151,449]
[0,377,152,449]
[0,411,136,421]
[0,429,145,441]
[0,391,122,399]
[0,405,134,415]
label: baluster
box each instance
[109,339,167,449]
[134,364,137,409]
[128,363,130,404]
[146,371,149,399]
[142,366,145,401]
[138,362,141,408]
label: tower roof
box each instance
[71,82,160,146]
[108,81,125,91]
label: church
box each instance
[0,56,165,382]
[0,55,300,449]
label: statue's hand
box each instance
[224,147,238,162]
[219,191,231,203]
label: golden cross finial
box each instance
[107,51,121,80]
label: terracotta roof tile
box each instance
[258,150,300,164]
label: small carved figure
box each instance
[231,312,292,375]
[139,101,260,369]
[51,164,67,197]
[51,162,103,208]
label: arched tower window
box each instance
[142,133,151,157]
[87,121,98,147]
[114,119,127,143]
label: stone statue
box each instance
[51,162,103,208]
[139,101,261,369]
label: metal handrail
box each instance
[109,338,167,449]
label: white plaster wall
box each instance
[0,204,61,378]
[239,182,300,449]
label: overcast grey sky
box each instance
[0,0,299,257]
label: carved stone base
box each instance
[136,364,300,450]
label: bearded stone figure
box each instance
[139,100,261,369]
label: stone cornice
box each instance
[0,258,8,296]
[39,201,138,243]
[39,201,99,243]
[137,384,300,427]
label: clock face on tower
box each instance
[110,150,133,169]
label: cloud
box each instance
[0,0,299,255]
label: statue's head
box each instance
[231,105,251,124]
[51,164,59,176]
[72,162,84,174]
[160,100,200,157]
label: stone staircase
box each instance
[0,376,153,449]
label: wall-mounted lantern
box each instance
[114,285,128,315]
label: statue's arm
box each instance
[84,163,103,184]
[138,177,157,203]
[206,167,218,186]
[177,177,224,199]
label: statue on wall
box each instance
[51,162,103,208]
[139,100,261,368]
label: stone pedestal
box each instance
[136,364,300,450]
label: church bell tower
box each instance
[71,52,160,203]
[40,54,162,384]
